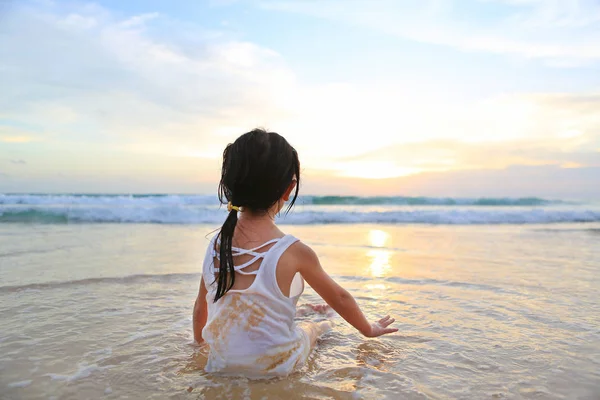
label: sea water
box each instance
[1,195,599,399]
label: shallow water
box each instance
[1,223,599,399]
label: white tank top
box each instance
[201,234,311,378]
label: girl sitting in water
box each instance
[192,129,397,377]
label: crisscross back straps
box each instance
[212,238,281,275]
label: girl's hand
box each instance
[365,316,398,337]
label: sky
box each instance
[1,0,599,198]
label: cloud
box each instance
[328,136,600,178]
[399,165,600,199]
[0,125,42,143]
[9,159,27,165]
[0,136,35,143]
[340,132,600,172]
[3,1,598,155]
[2,1,599,197]
[255,0,600,66]
[304,92,600,177]
[302,165,600,199]
[0,1,297,155]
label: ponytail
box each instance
[214,209,238,302]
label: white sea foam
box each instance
[0,193,566,206]
[84,347,113,361]
[45,364,107,382]
[1,204,599,225]
[122,330,166,345]
[0,194,598,225]
[7,380,32,388]
[0,194,217,206]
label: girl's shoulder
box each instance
[279,237,320,269]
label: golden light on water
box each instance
[366,249,392,278]
[365,283,387,290]
[369,229,389,248]
[367,230,392,278]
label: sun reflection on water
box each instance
[367,229,392,278]
[369,229,389,248]
[367,249,392,277]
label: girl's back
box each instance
[201,232,309,377]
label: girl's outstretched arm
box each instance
[294,243,398,338]
[193,278,208,343]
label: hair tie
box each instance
[227,201,241,213]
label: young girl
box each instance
[193,129,397,378]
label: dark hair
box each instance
[214,128,300,302]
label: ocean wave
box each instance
[0,272,521,294]
[0,273,200,292]
[304,195,563,206]
[0,193,566,206]
[1,205,599,225]
[0,193,217,206]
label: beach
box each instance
[1,195,600,399]
[4,0,600,397]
